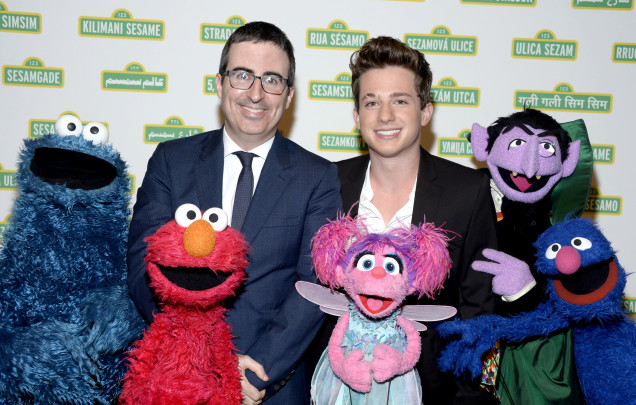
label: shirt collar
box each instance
[222,128,274,160]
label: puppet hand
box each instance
[472,249,535,299]
[371,344,404,382]
[339,350,372,393]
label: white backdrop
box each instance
[1,0,634,313]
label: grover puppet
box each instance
[438,218,636,405]
[297,215,456,404]
[120,204,247,404]
[0,115,144,404]
[469,108,592,403]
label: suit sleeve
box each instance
[127,144,173,323]
[245,163,342,393]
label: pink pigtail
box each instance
[400,223,452,298]
[311,213,365,289]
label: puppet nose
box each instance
[521,144,539,178]
[555,246,581,275]
[371,266,386,279]
[182,219,216,257]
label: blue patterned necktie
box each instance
[231,151,256,231]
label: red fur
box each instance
[120,219,248,404]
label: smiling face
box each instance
[353,66,432,160]
[342,244,412,319]
[216,41,294,151]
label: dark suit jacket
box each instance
[127,128,341,403]
[337,148,500,405]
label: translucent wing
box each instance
[403,305,458,332]
[295,280,348,317]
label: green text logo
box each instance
[585,187,622,215]
[623,297,636,317]
[0,2,41,33]
[127,174,136,194]
[0,164,16,190]
[613,43,636,63]
[308,72,353,101]
[592,144,615,164]
[512,30,577,60]
[318,128,368,153]
[438,130,473,157]
[306,20,369,50]
[572,0,633,9]
[405,26,477,56]
[3,57,63,88]
[79,9,164,40]
[201,15,245,44]
[460,0,536,5]
[0,215,10,243]
[102,63,167,92]
[514,83,611,113]
[203,75,217,95]
[144,116,204,144]
[431,78,480,107]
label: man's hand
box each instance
[237,354,269,405]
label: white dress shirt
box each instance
[221,129,274,226]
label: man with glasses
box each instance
[127,21,341,405]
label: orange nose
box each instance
[182,219,216,257]
[371,267,386,279]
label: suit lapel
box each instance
[241,132,291,243]
[412,147,442,226]
[196,129,224,210]
[339,155,369,217]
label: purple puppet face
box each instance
[471,122,580,203]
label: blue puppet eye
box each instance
[571,237,592,251]
[355,254,376,271]
[508,139,526,149]
[383,255,402,275]
[545,243,561,259]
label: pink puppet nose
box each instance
[371,267,386,279]
[555,246,581,275]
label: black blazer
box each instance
[337,147,500,405]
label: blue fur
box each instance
[0,133,145,404]
[438,218,636,405]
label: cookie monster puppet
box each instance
[120,204,247,404]
[438,218,636,405]
[297,215,457,405]
[0,114,145,404]
[466,108,593,404]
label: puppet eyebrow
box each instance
[354,250,374,266]
[503,124,534,135]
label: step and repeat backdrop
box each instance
[1,0,634,311]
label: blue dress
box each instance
[311,303,422,405]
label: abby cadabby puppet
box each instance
[297,215,456,404]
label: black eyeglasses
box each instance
[224,70,289,95]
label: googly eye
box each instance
[539,141,556,157]
[508,139,526,149]
[82,122,109,145]
[202,207,228,231]
[545,243,561,259]
[55,115,83,137]
[571,237,592,251]
[355,254,375,271]
[175,203,201,227]
[383,256,402,275]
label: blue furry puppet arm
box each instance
[0,115,145,404]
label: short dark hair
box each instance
[218,21,296,88]
[350,36,432,110]
[485,108,572,162]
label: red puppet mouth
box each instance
[553,259,618,305]
[359,295,394,314]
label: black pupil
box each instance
[387,263,394,271]
[187,210,196,220]
[364,260,372,268]
[551,245,559,252]
[90,126,99,134]
[67,123,76,131]
[573,239,581,246]
[209,213,218,223]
